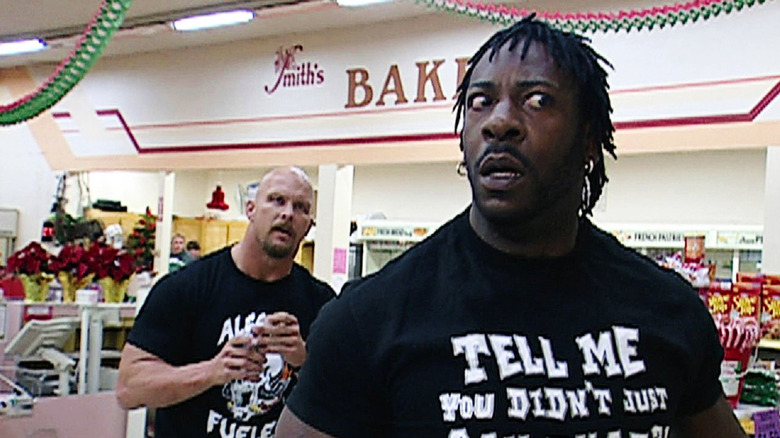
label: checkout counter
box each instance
[0,301,135,437]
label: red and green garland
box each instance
[0,0,133,126]
[416,0,770,33]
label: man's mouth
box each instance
[478,154,525,189]
[271,225,293,238]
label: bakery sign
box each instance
[609,228,763,250]
[715,231,763,249]
[357,221,440,242]
[360,225,430,241]
[610,230,697,248]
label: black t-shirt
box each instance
[287,209,724,438]
[127,247,335,438]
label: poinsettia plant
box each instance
[49,244,95,281]
[7,242,53,276]
[7,242,55,301]
[49,243,98,302]
[87,242,136,282]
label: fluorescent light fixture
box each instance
[0,39,46,57]
[171,9,255,32]
[336,0,392,7]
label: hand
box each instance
[253,312,306,369]
[207,334,266,386]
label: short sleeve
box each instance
[127,273,192,364]
[677,298,725,416]
[285,294,385,438]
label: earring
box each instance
[456,160,467,177]
[584,158,594,175]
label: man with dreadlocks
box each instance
[277,16,746,438]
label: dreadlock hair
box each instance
[454,14,617,217]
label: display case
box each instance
[599,223,763,280]
[353,220,441,276]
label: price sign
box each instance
[754,409,780,438]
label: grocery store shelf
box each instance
[758,339,780,351]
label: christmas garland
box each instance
[0,0,133,126]
[416,0,770,33]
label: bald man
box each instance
[117,167,335,438]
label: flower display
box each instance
[87,243,136,283]
[7,242,52,276]
[87,242,136,303]
[6,242,54,302]
[49,244,97,302]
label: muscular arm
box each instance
[277,407,337,438]
[675,395,747,438]
[116,336,265,410]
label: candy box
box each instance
[762,285,780,340]
[706,281,733,322]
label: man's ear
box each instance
[305,218,315,235]
[245,199,256,220]
[582,124,600,166]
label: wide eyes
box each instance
[467,94,491,110]
[467,90,551,111]
[526,93,551,109]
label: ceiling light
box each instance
[336,0,392,7]
[0,39,46,57]
[171,10,255,32]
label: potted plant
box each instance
[49,244,97,302]
[88,242,136,303]
[6,242,54,302]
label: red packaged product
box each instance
[731,282,762,322]
[736,272,764,285]
[719,282,762,408]
[707,281,732,323]
[762,285,780,339]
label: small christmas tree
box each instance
[125,207,157,272]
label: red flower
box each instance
[86,242,136,282]
[50,244,96,281]
[7,242,53,276]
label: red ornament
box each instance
[206,185,229,211]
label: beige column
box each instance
[313,164,354,293]
[763,147,780,274]
[153,171,175,282]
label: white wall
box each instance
[594,149,766,226]
[352,162,471,223]
[0,123,58,247]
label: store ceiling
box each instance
[0,0,668,68]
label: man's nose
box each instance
[481,100,522,142]
[279,202,294,219]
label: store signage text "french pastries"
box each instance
[263,44,470,108]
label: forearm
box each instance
[116,346,217,410]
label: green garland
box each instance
[0,0,133,126]
[416,0,770,33]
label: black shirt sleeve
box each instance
[677,296,726,416]
[127,272,193,365]
[286,292,384,438]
